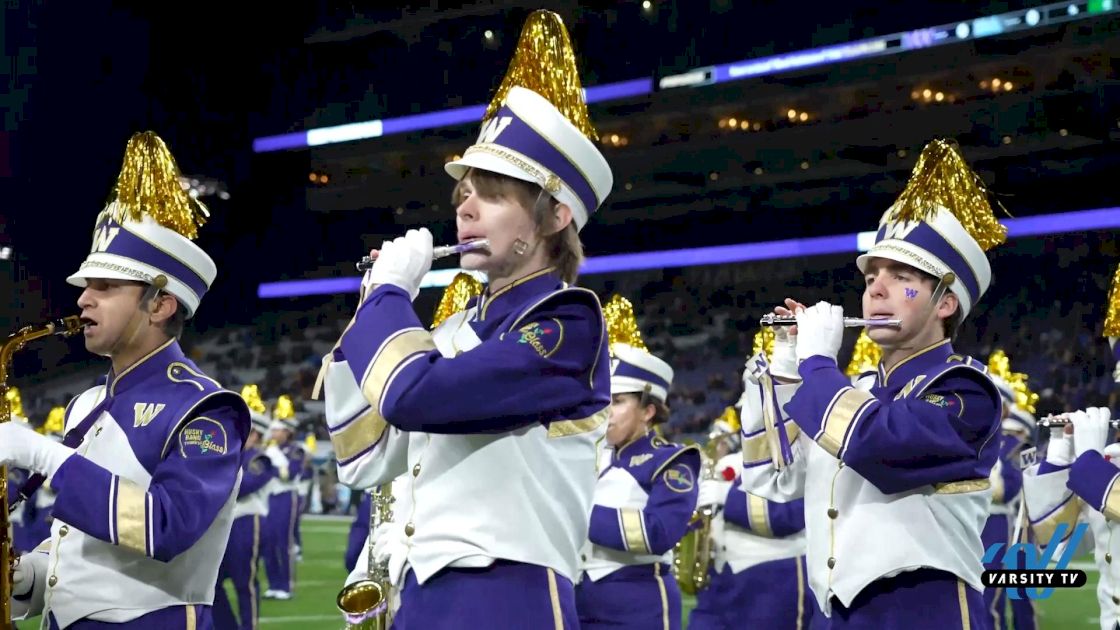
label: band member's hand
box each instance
[697,478,730,508]
[794,302,844,363]
[0,423,74,479]
[371,521,408,565]
[1072,407,1112,459]
[1045,426,1074,467]
[367,228,434,302]
[773,298,807,336]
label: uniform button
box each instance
[1113,595,1119,605]
[59,525,69,537]
[827,557,836,569]
[412,464,421,477]
[1108,553,1113,564]
[721,545,727,551]
[827,508,838,519]
[404,523,415,537]
[48,576,58,587]
[580,554,587,562]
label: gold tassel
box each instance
[273,394,296,421]
[716,406,740,433]
[432,272,484,329]
[39,405,66,435]
[240,384,267,414]
[752,328,775,360]
[305,434,317,452]
[602,294,646,351]
[1104,263,1120,337]
[987,349,1038,414]
[844,330,882,376]
[886,139,1007,251]
[483,10,598,141]
[5,386,22,418]
[108,131,209,240]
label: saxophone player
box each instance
[574,341,699,630]
[688,408,815,630]
[740,139,1006,627]
[261,395,307,601]
[319,11,611,627]
[0,131,249,628]
[213,386,278,630]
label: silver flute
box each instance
[759,314,902,328]
[356,239,490,272]
[1039,413,1120,428]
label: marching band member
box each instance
[262,394,306,601]
[1,131,249,628]
[1022,267,1120,630]
[741,139,1006,627]
[575,336,700,630]
[687,404,815,630]
[213,385,277,630]
[982,352,1038,630]
[319,11,612,628]
[688,329,816,629]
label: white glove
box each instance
[794,302,844,363]
[371,521,409,566]
[13,555,34,598]
[770,326,800,381]
[697,478,730,508]
[1072,407,1112,459]
[264,445,286,469]
[366,228,434,302]
[1045,426,1075,467]
[0,423,74,479]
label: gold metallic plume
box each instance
[603,294,646,352]
[273,394,296,421]
[108,131,209,240]
[716,406,740,433]
[432,272,484,329]
[752,328,775,360]
[5,386,23,418]
[241,384,267,414]
[483,10,598,140]
[845,330,882,376]
[886,139,1007,251]
[40,406,66,435]
[987,349,1038,414]
[1104,263,1120,337]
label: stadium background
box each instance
[5,0,1120,627]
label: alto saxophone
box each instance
[337,484,394,630]
[1,316,85,626]
[672,425,736,595]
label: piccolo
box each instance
[759,314,902,328]
[1038,413,1120,428]
[356,239,490,272]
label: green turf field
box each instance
[17,515,1104,627]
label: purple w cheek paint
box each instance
[905,288,919,300]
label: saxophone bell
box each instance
[672,428,736,595]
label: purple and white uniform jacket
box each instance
[322,267,611,587]
[13,339,249,628]
[740,339,1001,617]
